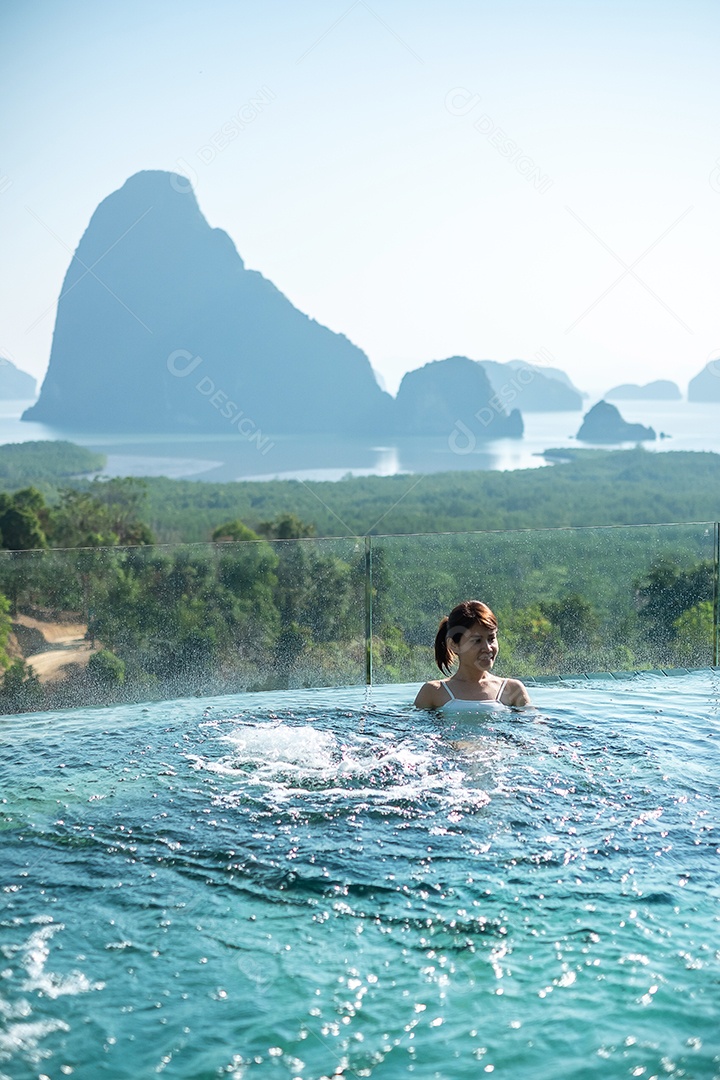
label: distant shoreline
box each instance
[2,398,720,484]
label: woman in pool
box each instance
[414,600,531,710]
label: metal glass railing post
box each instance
[364,535,373,684]
[714,522,720,667]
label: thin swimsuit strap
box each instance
[444,678,507,703]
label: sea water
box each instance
[1,672,719,1079]
[4,398,720,482]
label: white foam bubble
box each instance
[15,924,105,1001]
[0,1016,70,1068]
[187,721,495,817]
[223,723,336,768]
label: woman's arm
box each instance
[414,681,443,709]
[502,678,533,708]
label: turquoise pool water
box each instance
[1,673,719,1079]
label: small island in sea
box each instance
[394,357,522,437]
[480,359,583,411]
[0,357,36,400]
[605,379,680,401]
[688,362,720,402]
[576,401,656,443]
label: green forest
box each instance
[0,441,718,714]
[4,441,720,541]
[137,447,720,540]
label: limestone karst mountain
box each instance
[23,171,393,435]
[24,170,602,441]
[480,359,583,410]
[688,362,720,403]
[605,380,681,401]
[576,400,656,443]
[394,356,523,438]
[0,357,36,399]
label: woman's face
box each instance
[452,621,499,671]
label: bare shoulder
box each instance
[414,680,447,709]
[501,678,533,708]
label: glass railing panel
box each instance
[2,523,716,714]
[370,524,717,683]
[0,536,367,714]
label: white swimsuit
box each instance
[441,678,508,711]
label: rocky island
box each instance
[480,359,583,410]
[22,171,394,436]
[688,362,720,403]
[0,358,36,399]
[576,400,656,443]
[22,170,592,439]
[605,380,680,401]
[394,357,522,437]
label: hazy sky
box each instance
[2,0,719,397]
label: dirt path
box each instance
[11,614,101,683]
[13,614,88,644]
[25,645,99,682]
